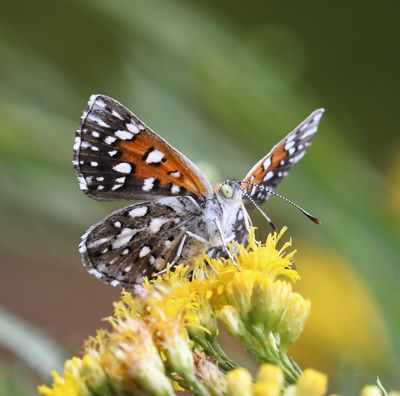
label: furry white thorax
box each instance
[202,183,244,247]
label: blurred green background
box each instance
[0,0,399,394]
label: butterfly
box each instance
[73,95,324,288]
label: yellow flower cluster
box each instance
[226,365,327,396]
[39,228,398,396]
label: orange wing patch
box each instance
[118,133,208,197]
[243,143,286,188]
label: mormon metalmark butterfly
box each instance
[73,95,324,288]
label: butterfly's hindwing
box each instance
[73,95,213,201]
[242,109,324,205]
[79,196,204,287]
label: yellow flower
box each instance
[360,385,383,396]
[38,358,89,396]
[218,305,247,339]
[296,368,327,396]
[253,381,282,396]
[278,292,311,349]
[256,364,284,387]
[253,364,284,396]
[227,368,253,396]
[92,316,175,396]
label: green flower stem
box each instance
[246,327,300,384]
[181,372,210,396]
[208,339,239,371]
[190,334,239,371]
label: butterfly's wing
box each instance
[73,95,213,201]
[242,109,324,205]
[79,196,203,288]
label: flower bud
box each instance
[296,368,327,396]
[164,331,195,376]
[226,271,256,320]
[218,305,246,337]
[360,385,383,396]
[253,381,281,396]
[256,364,284,388]
[277,292,310,349]
[227,368,253,396]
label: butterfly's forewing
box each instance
[242,109,324,205]
[79,196,203,287]
[73,95,213,201]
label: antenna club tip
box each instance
[311,217,321,225]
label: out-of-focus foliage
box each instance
[0,0,398,393]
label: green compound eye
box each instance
[220,184,234,199]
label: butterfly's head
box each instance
[215,179,242,202]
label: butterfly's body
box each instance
[73,95,324,288]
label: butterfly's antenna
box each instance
[240,180,321,225]
[241,190,276,231]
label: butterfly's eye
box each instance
[220,184,234,199]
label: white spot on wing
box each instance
[91,131,100,138]
[115,130,134,140]
[284,140,295,150]
[263,171,274,181]
[105,136,117,145]
[87,237,111,249]
[149,217,168,233]
[88,95,99,108]
[146,149,164,164]
[108,150,118,157]
[88,114,109,128]
[113,163,132,174]
[73,138,82,151]
[170,184,180,194]
[301,126,317,139]
[169,171,181,178]
[112,228,138,249]
[78,176,88,191]
[88,268,103,279]
[139,246,151,258]
[78,242,87,253]
[96,99,106,108]
[263,157,272,170]
[143,177,155,191]
[110,280,120,287]
[126,123,140,134]
[129,206,148,217]
[91,161,98,167]
[112,110,124,120]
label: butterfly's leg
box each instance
[154,231,208,277]
[213,217,237,265]
[153,234,187,277]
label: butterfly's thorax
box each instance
[201,189,243,248]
